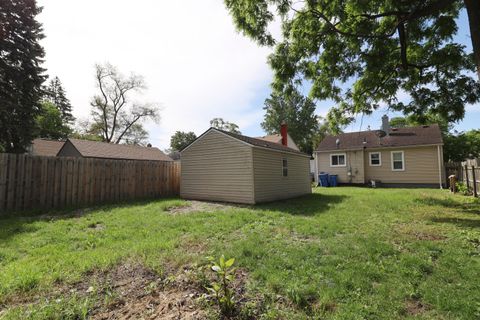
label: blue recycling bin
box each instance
[318,173,329,187]
[329,174,338,187]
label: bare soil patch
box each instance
[405,298,430,316]
[88,264,205,319]
[2,263,207,319]
[2,262,256,319]
[394,223,448,242]
[166,200,248,215]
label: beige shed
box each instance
[180,128,311,204]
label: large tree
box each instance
[44,76,75,125]
[170,131,197,151]
[89,63,159,144]
[0,0,46,152]
[210,118,241,134]
[224,0,480,130]
[35,101,71,139]
[444,129,480,162]
[262,87,319,154]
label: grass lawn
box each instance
[0,187,479,319]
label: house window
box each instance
[282,158,288,177]
[369,152,381,166]
[391,151,405,171]
[330,153,346,167]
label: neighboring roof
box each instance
[189,128,309,156]
[316,124,443,152]
[256,134,282,144]
[61,139,172,161]
[31,139,65,156]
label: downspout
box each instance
[437,145,443,189]
[314,152,319,185]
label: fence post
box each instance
[472,165,478,197]
[464,165,470,192]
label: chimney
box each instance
[280,122,288,146]
[381,115,390,135]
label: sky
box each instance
[37,0,479,150]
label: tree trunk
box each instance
[465,0,480,80]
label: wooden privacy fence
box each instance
[0,153,181,213]
[445,163,480,197]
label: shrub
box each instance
[456,182,470,195]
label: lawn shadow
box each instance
[414,197,480,215]
[430,217,480,229]
[255,193,347,216]
[0,197,183,241]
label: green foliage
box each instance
[444,130,480,162]
[389,117,408,128]
[43,76,75,125]
[0,0,46,152]
[170,131,197,151]
[262,87,319,154]
[224,0,480,130]
[210,118,241,134]
[206,255,236,317]
[122,123,149,146]
[456,182,470,195]
[35,102,72,140]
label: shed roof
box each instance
[31,139,65,156]
[61,139,172,161]
[195,128,309,156]
[316,124,443,152]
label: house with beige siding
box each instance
[314,116,445,188]
[180,127,311,204]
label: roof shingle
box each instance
[64,139,172,161]
[316,125,443,152]
[31,139,65,157]
[215,129,308,156]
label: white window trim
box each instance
[369,152,382,166]
[330,153,347,167]
[391,151,405,171]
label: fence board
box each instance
[0,154,180,212]
[0,154,7,211]
[445,163,480,197]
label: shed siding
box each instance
[181,130,255,204]
[316,150,365,184]
[57,141,82,157]
[252,148,311,203]
[364,146,442,184]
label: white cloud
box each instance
[38,0,275,149]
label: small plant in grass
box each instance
[456,182,470,195]
[206,255,236,317]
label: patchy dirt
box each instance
[87,264,206,319]
[2,263,207,319]
[2,262,256,319]
[394,223,448,242]
[405,298,430,316]
[166,200,248,215]
[87,222,105,231]
[407,231,447,241]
